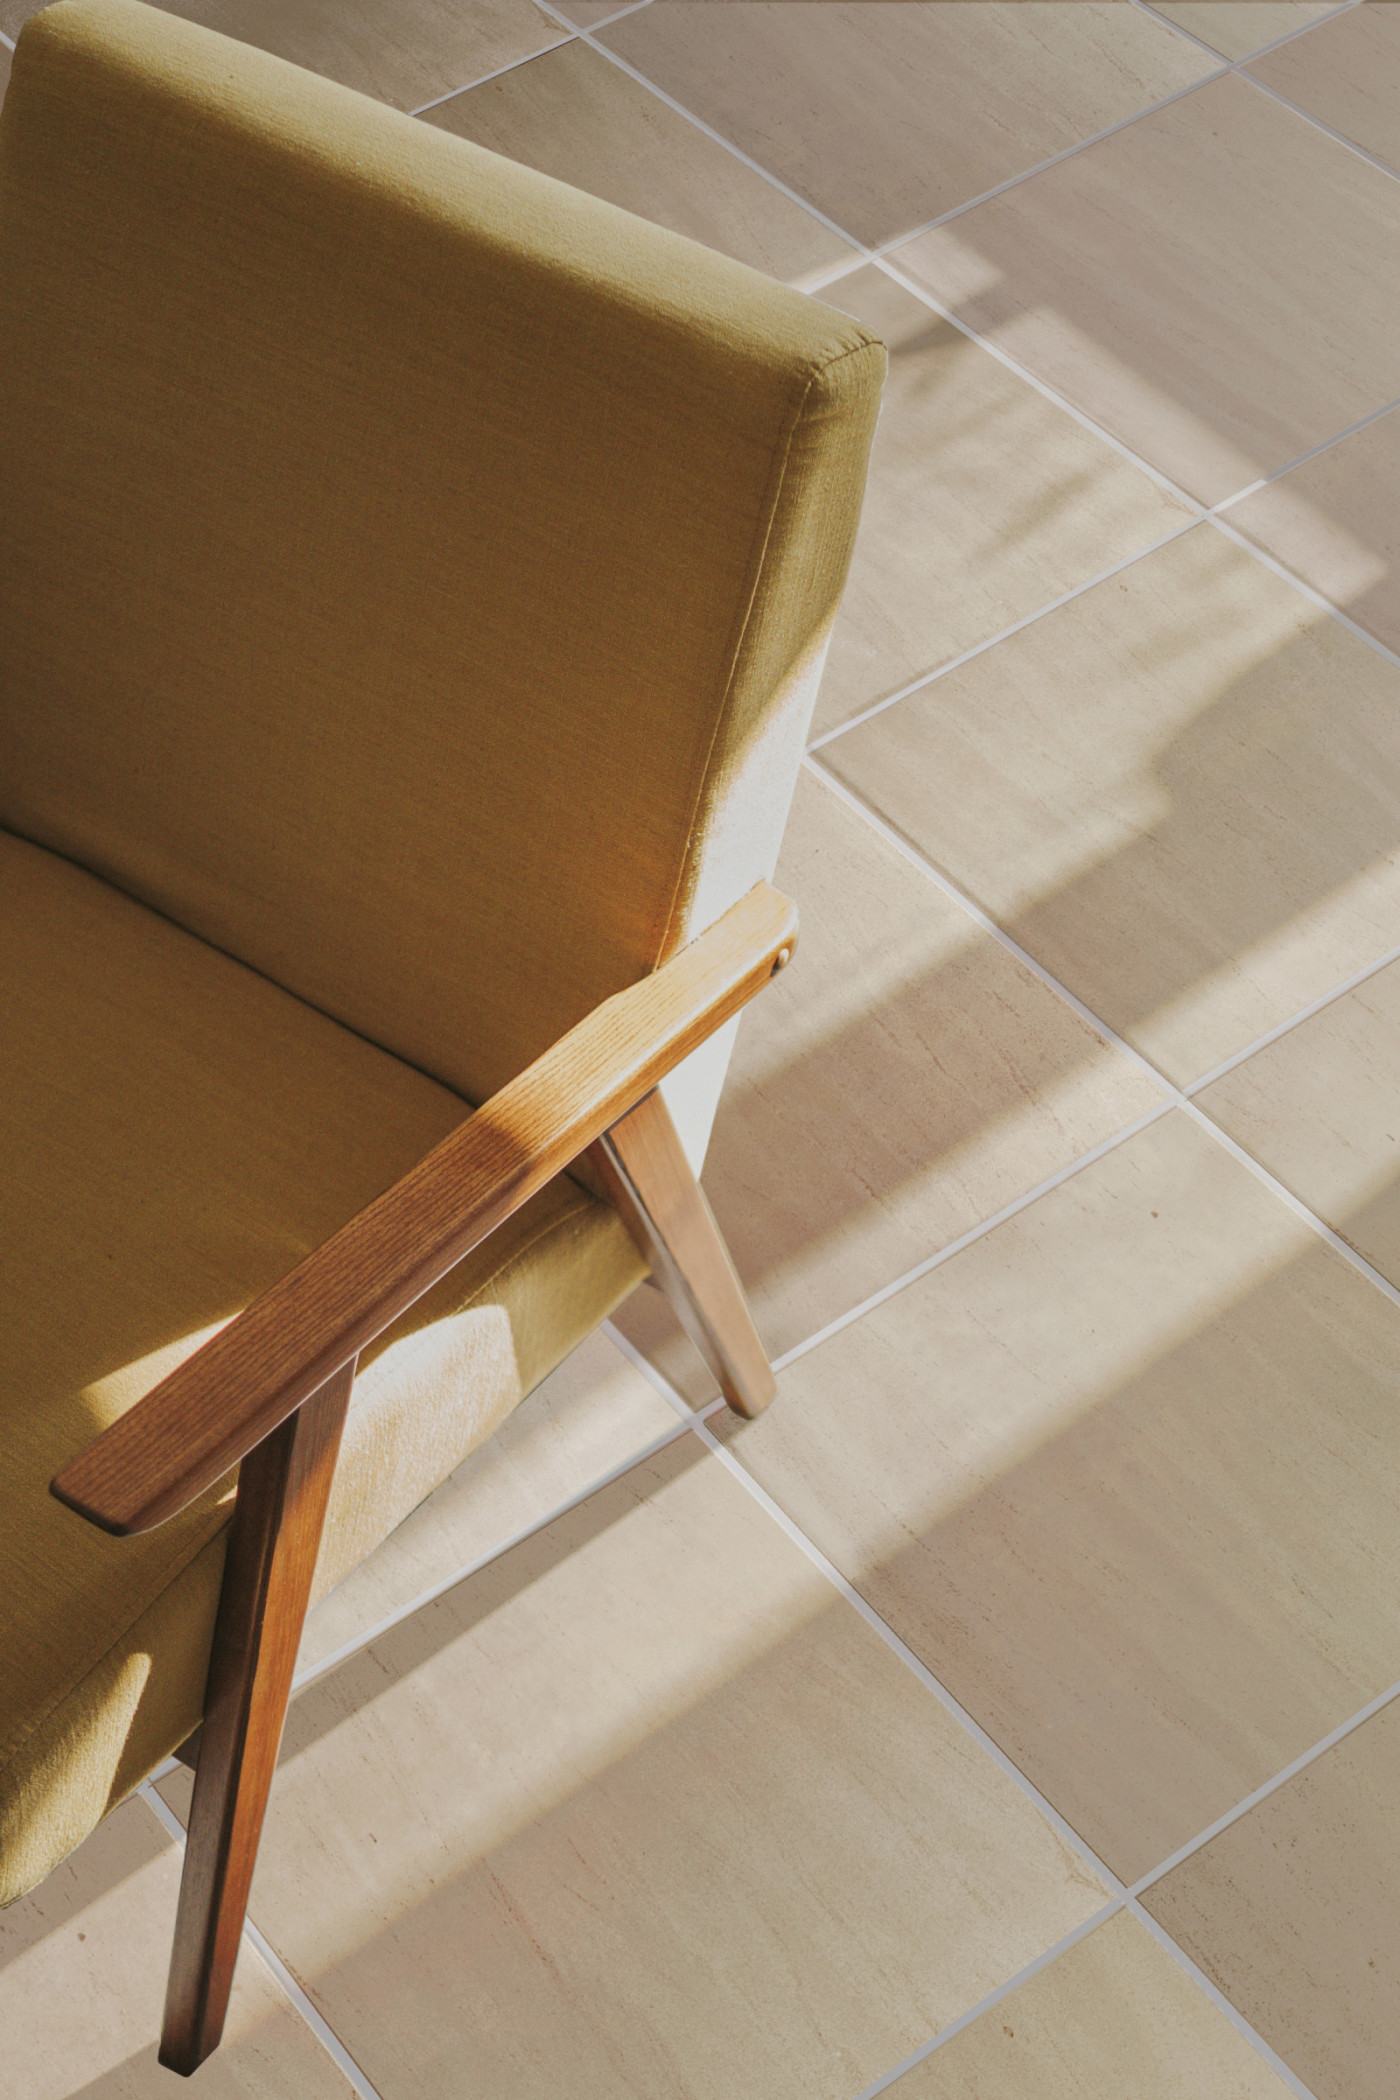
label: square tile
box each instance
[718,1111,1400,1883]
[1196,955,1400,1285]
[297,1329,678,1677]
[887,1911,1293,2097]
[612,766,1162,1401]
[824,527,1400,1085]
[421,38,854,287]
[1225,406,1400,654]
[168,1441,1108,2100]
[1151,2,1343,60]
[0,1797,355,2098]
[812,268,1194,736]
[0,0,569,113]
[599,1,1217,247]
[1248,3,1400,171]
[1144,1697,1400,2100]
[892,73,1400,504]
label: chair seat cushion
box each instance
[0,829,645,1904]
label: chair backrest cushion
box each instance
[0,0,883,1118]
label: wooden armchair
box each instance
[0,0,884,2074]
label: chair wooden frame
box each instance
[49,880,796,2076]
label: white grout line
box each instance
[801,249,883,298]
[836,248,1400,755]
[144,1369,722,1757]
[682,1410,1321,2099]
[1212,390,1400,512]
[1122,1904,1321,2099]
[1180,1095,1400,1313]
[1132,1672,1400,1899]
[687,1410,1121,1883]
[805,371,1400,776]
[1246,68,1400,183]
[801,389,1397,768]
[848,1904,1124,2099]
[1130,0,1363,66]
[408,39,577,118]
[241,1919,389,2100]
[530,0,871,255]
[806,754,1179,1088]
[770,1103,1176,1376]
[0,26,15,49]
[805,522,1199,753]
[1208,504,1400,674]
[135,1783,388,2100]
[854,65,1229,262]
[873,249,1206,509]
[285,1341,724,1696]
[289,1411,705,1696]
[808,752,1400,1325]
[405,0,657,118]
[134,1778,186,1845]
[603,1314,715,1417]
[1183,938,1400,1095]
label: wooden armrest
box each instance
[51,882,797,1538]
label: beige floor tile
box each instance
[717,1110,1400,1883]
[811,268,1194,736]
[612,766,1162,1401]
[421,39,853,287]
[0,36,10,110]
[297,1329,678,1676]
[888,1911,1293,2098]
[0,0,569,112]
[1227,407,1400,651]
[553,0,649,22]
[163,1441,1107,2100]
[824,527,1400,1085]
[599,2,1215,248]
[0,1797,354,2099]
[1151,2,1341,60]
[1144,1697,1400,2100]
[893,74,1400,505]
[1249,1,1400,168]
[1196,956,1400,1283]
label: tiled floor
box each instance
[4,3,1400,2096]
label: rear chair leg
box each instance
[159,1358,355,2076]
[588,1088,775,1418]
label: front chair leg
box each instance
[159,1358,356,2076]
[588,1089,775,1418]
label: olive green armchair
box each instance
[0,0,884,2073]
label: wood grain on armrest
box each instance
[51,882,797,1538]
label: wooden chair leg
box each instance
[587,1089,775,1418]
[159,1358,355,2076]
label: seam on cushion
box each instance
[650,334,881,971]
[0,826,483,1113]
[0,1175,627,1782]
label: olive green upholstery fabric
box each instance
[0,0,883,1907]
[0,831,647,1905]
